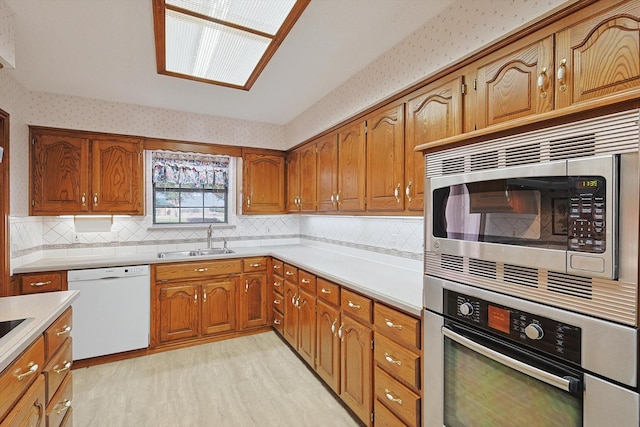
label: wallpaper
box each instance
[0,0,14,68]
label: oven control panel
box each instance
[445,290,581,364]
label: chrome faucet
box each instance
[207,224,213,248]
[223,238,228,250]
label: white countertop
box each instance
[14,245,424,316]
[0,290,79,372]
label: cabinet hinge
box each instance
[473,78,477,90]
[371,338,374,350]
[461,83,466,95]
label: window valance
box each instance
[152,152,229,189]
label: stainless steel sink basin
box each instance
[157,248,234,258]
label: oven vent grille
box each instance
[426,109,640,178]
[469,258,497,279]
[547,272,593,299]
[504,264,538,288]
[441,254,463,272]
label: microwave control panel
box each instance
[568,177,606,253]
[444,290,582,364]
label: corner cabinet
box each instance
[29,127,143,216]
[242,149,285,214]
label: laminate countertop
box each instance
[13,245,424,316]
[0,290,79,372]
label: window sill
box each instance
[147,223,237,231]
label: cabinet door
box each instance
[299,143,317,212]
[239,273,268,329]
[340,315,373,425]
[476,35,554,128]
[316,134,339,212]
[405,76,463,212]
[158,285,199,343]
[297,288,316,367]
[91,138,143,214]
[316,300,340,393]
[201,278,237,336]
[556,0,640,108]
[337,122,366,212]
[283,281,299,348]
[243,152,285,214]
[286,150,300,213]
[366,103,405,212]
[0,375,46,427]
[30,132,90,214]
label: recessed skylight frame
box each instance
[152,0,310,90]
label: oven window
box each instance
[444,337,582,427]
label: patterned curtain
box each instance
[152,152,229,189]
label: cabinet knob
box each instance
[394,183,401,203]
[405,181,413,202]
[338,323,344,341]
[331,319,337,335]
[320,287,331,295]
[93,193,98,206]
[537,67,548,98]
[557,58,567,92]
[81,193,86,205]
[301,278,310,284]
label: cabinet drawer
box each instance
[272,310,284,335]
[44,338,72,404]
[0,374,46,427]
[155,259,242,282]
[341,288,372,325]
[272,277,284,296]
[272,259,284,277]
[243,257,267,272]
[46,371,72,427]
[298,270,316,293]
[374,399,406,427]
[374,303,420,351]
[44,308,73,360]
[19,272,63,294]
[283,264,298,282]
[375,367,420,427]
[317,278,339,306]
[272,290,284,314]
[0,335,45,422]
[374,333,420,392]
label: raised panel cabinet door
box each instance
[239,273,268,329]
[286,150,300,213]
[30,132,90,214]
[340,315,373,425]
[283,281,299,349]
[299,143,317,212]
[337,122,366,212]
[316,300,340,393]
[405,76,463,212]
[243,153,285,214]
[476,35,554,128]
[201,278,238,336]
[91,138,143,214]
[556,0,640,108]
[316,134,339,212]
[366,103,405,212]
[158,285,200,343]
[297,289,316,367]
[0,375,46,427]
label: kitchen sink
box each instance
[157,248,234,258]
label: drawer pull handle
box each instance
[273,281,281,287]
[249,263,262,268]
[55,399,72,415]
[320,288,332,295]
[245,280,249,292]
[273,265,281,270]
[338,323,344,341]
[30,280,52,287]
[15,363,39,381]
[285,271,294,276]
[384,389,403,405]
[194,268,208,272]
[273,319,281,325]
[53,361,72,374]
[274,299,281,305]
[384,353,402,366]
[385,319,403,330]
[301,278,311,284]
[347,301,361,310]
[56,325,72,336]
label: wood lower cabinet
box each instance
[316,299,341,393]
[281,266,317,367]
[297,288,316,367]
[242,149,286,214]
[340,314,373,425]
[0,375,46,427]
[158,284,200,343]
[239,273,268,330]
[16,271,66,295]
[202,279,238,335]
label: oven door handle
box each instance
[442,326,580,392]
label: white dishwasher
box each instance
[67,265,150,360]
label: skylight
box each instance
[152,0,310,90]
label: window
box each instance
[151,152,231,224]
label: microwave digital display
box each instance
[577,179,599,189]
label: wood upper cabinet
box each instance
[340,314,373,425]
[555,0,640,109]
[30,127,143,215]
[316,134,339,212]
[366,103,405,212]
[201,278,237,335]
[337,121,367,212]
[239,273,268,330]
[475,35,554,128]
[406,76,463,212]
[286,144,317,213]
[286,150,300,213]
[242,150,285,214]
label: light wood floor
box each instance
[72,332,362,426]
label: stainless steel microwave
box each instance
[426,155,620,279]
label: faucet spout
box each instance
[207,224,213,249]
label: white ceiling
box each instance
[4,0,454,125]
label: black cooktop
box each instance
[0,318,26,340]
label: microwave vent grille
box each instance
[426,109,640,178]
[469,258,497,279]
[504,264,538,288]
[440,254,464,272]
[547,271,593,299]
